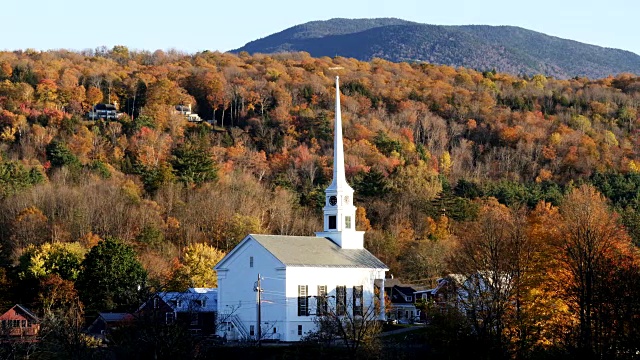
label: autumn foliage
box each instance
[0,47,638,357]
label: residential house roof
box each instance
[247,234,388,269]
[0,304,39,322]
[384,278,429,291]
[154,288,217,313]
[417,277,454,296]
[189,287,216,294]
[94,103,117,111]
[388,285,417,304]
[98,312,133,322]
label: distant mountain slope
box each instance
[233,18,640,79]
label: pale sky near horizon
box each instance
[4,0,639,55]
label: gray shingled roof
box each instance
[250,234,388,269]
[99,312,133,322]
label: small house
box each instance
[86,312,134,341]
[87,103,123,120]
[174,104,202,122]
[0,304,39,340]
[137,288,217,336]
[384,279,423,322]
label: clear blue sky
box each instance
[4,0,639,55]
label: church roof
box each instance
[250,234,388,269]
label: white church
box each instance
[215,77,388,342]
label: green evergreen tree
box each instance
[170,144,217,186]
[45,140,80,168]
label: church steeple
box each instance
[316,76,364,249]
[327,76,350,193]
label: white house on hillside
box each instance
[174,104,202,122]
[215,77,388,342]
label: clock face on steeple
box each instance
[329,196,337,206]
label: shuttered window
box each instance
[353,285,363,316]
[298,285,308,316]
[317,285,328,315]
[336,285,346,316]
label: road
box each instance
[379,325,425,337]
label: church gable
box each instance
[214,235,284,271]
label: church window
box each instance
[317,285,328,315]
[345,216,352,229]
[353,285,363,316]
[336,286,346,316]
[328,216,337,230]
[298,285,309,316]
[250,256,254,268]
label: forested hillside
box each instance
[0,47,640,357]
[234,18,640,79]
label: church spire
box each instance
[330,76,348,190]
[326,76,352,193]
[316,76,364,249]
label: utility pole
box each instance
[254,273,262,346]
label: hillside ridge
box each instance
[232,18,640,79]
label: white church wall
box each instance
[216,238,285,341]
[283,266,386,341]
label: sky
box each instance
[3,0,640,55]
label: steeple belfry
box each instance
[316,76,364,249]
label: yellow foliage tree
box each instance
[169,243,226,291]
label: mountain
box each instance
[232,18,640,79]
